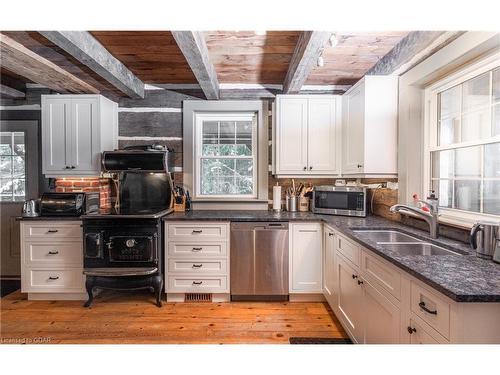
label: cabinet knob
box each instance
[352,274,358,279]
[303,166,307,171]
[357,164,363,168]
[71,166,76,169]
[407,326,417,334]
[357,280,364,285]
[64,166,70,169]
[309,166,313,170]
[328,232,334,237]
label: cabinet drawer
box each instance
[25,242,82,267]
[336,234,360,267]
[24,223,82,239]
[408,316,448,344]
[167,259,227,274]
[167,223,228,241]
[168,242,227,257]
[411,282,450,339]
[23,268,85,292]
[167,276,228,293]
[361,250,401,300]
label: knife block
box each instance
[173,196,186,212]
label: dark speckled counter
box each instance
[16,216,82,221]
[164,210,500,303]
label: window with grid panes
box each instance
[430,66,500,217]
[0,131,26,202]
[195,113,257,198]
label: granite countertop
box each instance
[164,210,500,303]
[16,215,82,221]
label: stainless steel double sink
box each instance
[352,229,464,256]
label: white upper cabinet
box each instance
[275,95,340,176]
[42,95,118,177]
[341,75,398,176]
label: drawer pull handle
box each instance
[48,276,59,280]
[192,281,203,285]
[192,247,203,251]
[352,274,358,279]
[192,230,203,234]
[192,264,203,268]
[48,251,59,255]
[47,229,59,233]
[407,326,417,334]
[418,301,437,315]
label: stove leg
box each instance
[84,277,95,308]
[153,275,163,308]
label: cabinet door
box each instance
[307,98,337,174]
[342,84,365,174]
[336,254,363,343]
[290,223,322,292]
[363,280,400,344]
[323,228,335,300]
[42,99,72,173]
[71,98,99,172]
[277,97,308,174]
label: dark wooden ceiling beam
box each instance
[0,33,99,94]
[0,83,25,98]
[171,31,220,100]
[366,31,464,76]
[39,31,145,99]
[282,31,332,94]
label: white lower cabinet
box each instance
[336,254,364,342]
[323,225,336,305]
[20,221,86,299]
[290,223,323,293]
[363,279,400,343]
[165,221,230,302]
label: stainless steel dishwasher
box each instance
[230,222,289,301]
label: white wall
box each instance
[397,32,500,204]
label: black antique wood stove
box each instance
[82,146,173,308]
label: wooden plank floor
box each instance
[0,291,347,344]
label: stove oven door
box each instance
[107,234,157,263]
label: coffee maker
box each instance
[470,221,500,263]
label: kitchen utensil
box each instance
[470,221,500,260]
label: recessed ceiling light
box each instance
[329,33,338,48]
[317,56,324,67]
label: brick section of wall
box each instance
[55,177,113,209]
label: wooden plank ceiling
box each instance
[306,32,409,85]
[1,31,124,99]
[90,31,197,84]
[1,31,412,99]
[205,31,301,84]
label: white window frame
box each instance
[194,112,258,199]
[424,51,500,225]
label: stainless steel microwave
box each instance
[312,186,367,217]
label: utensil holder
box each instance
[298,197,309,212]
[288,196,297,212]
